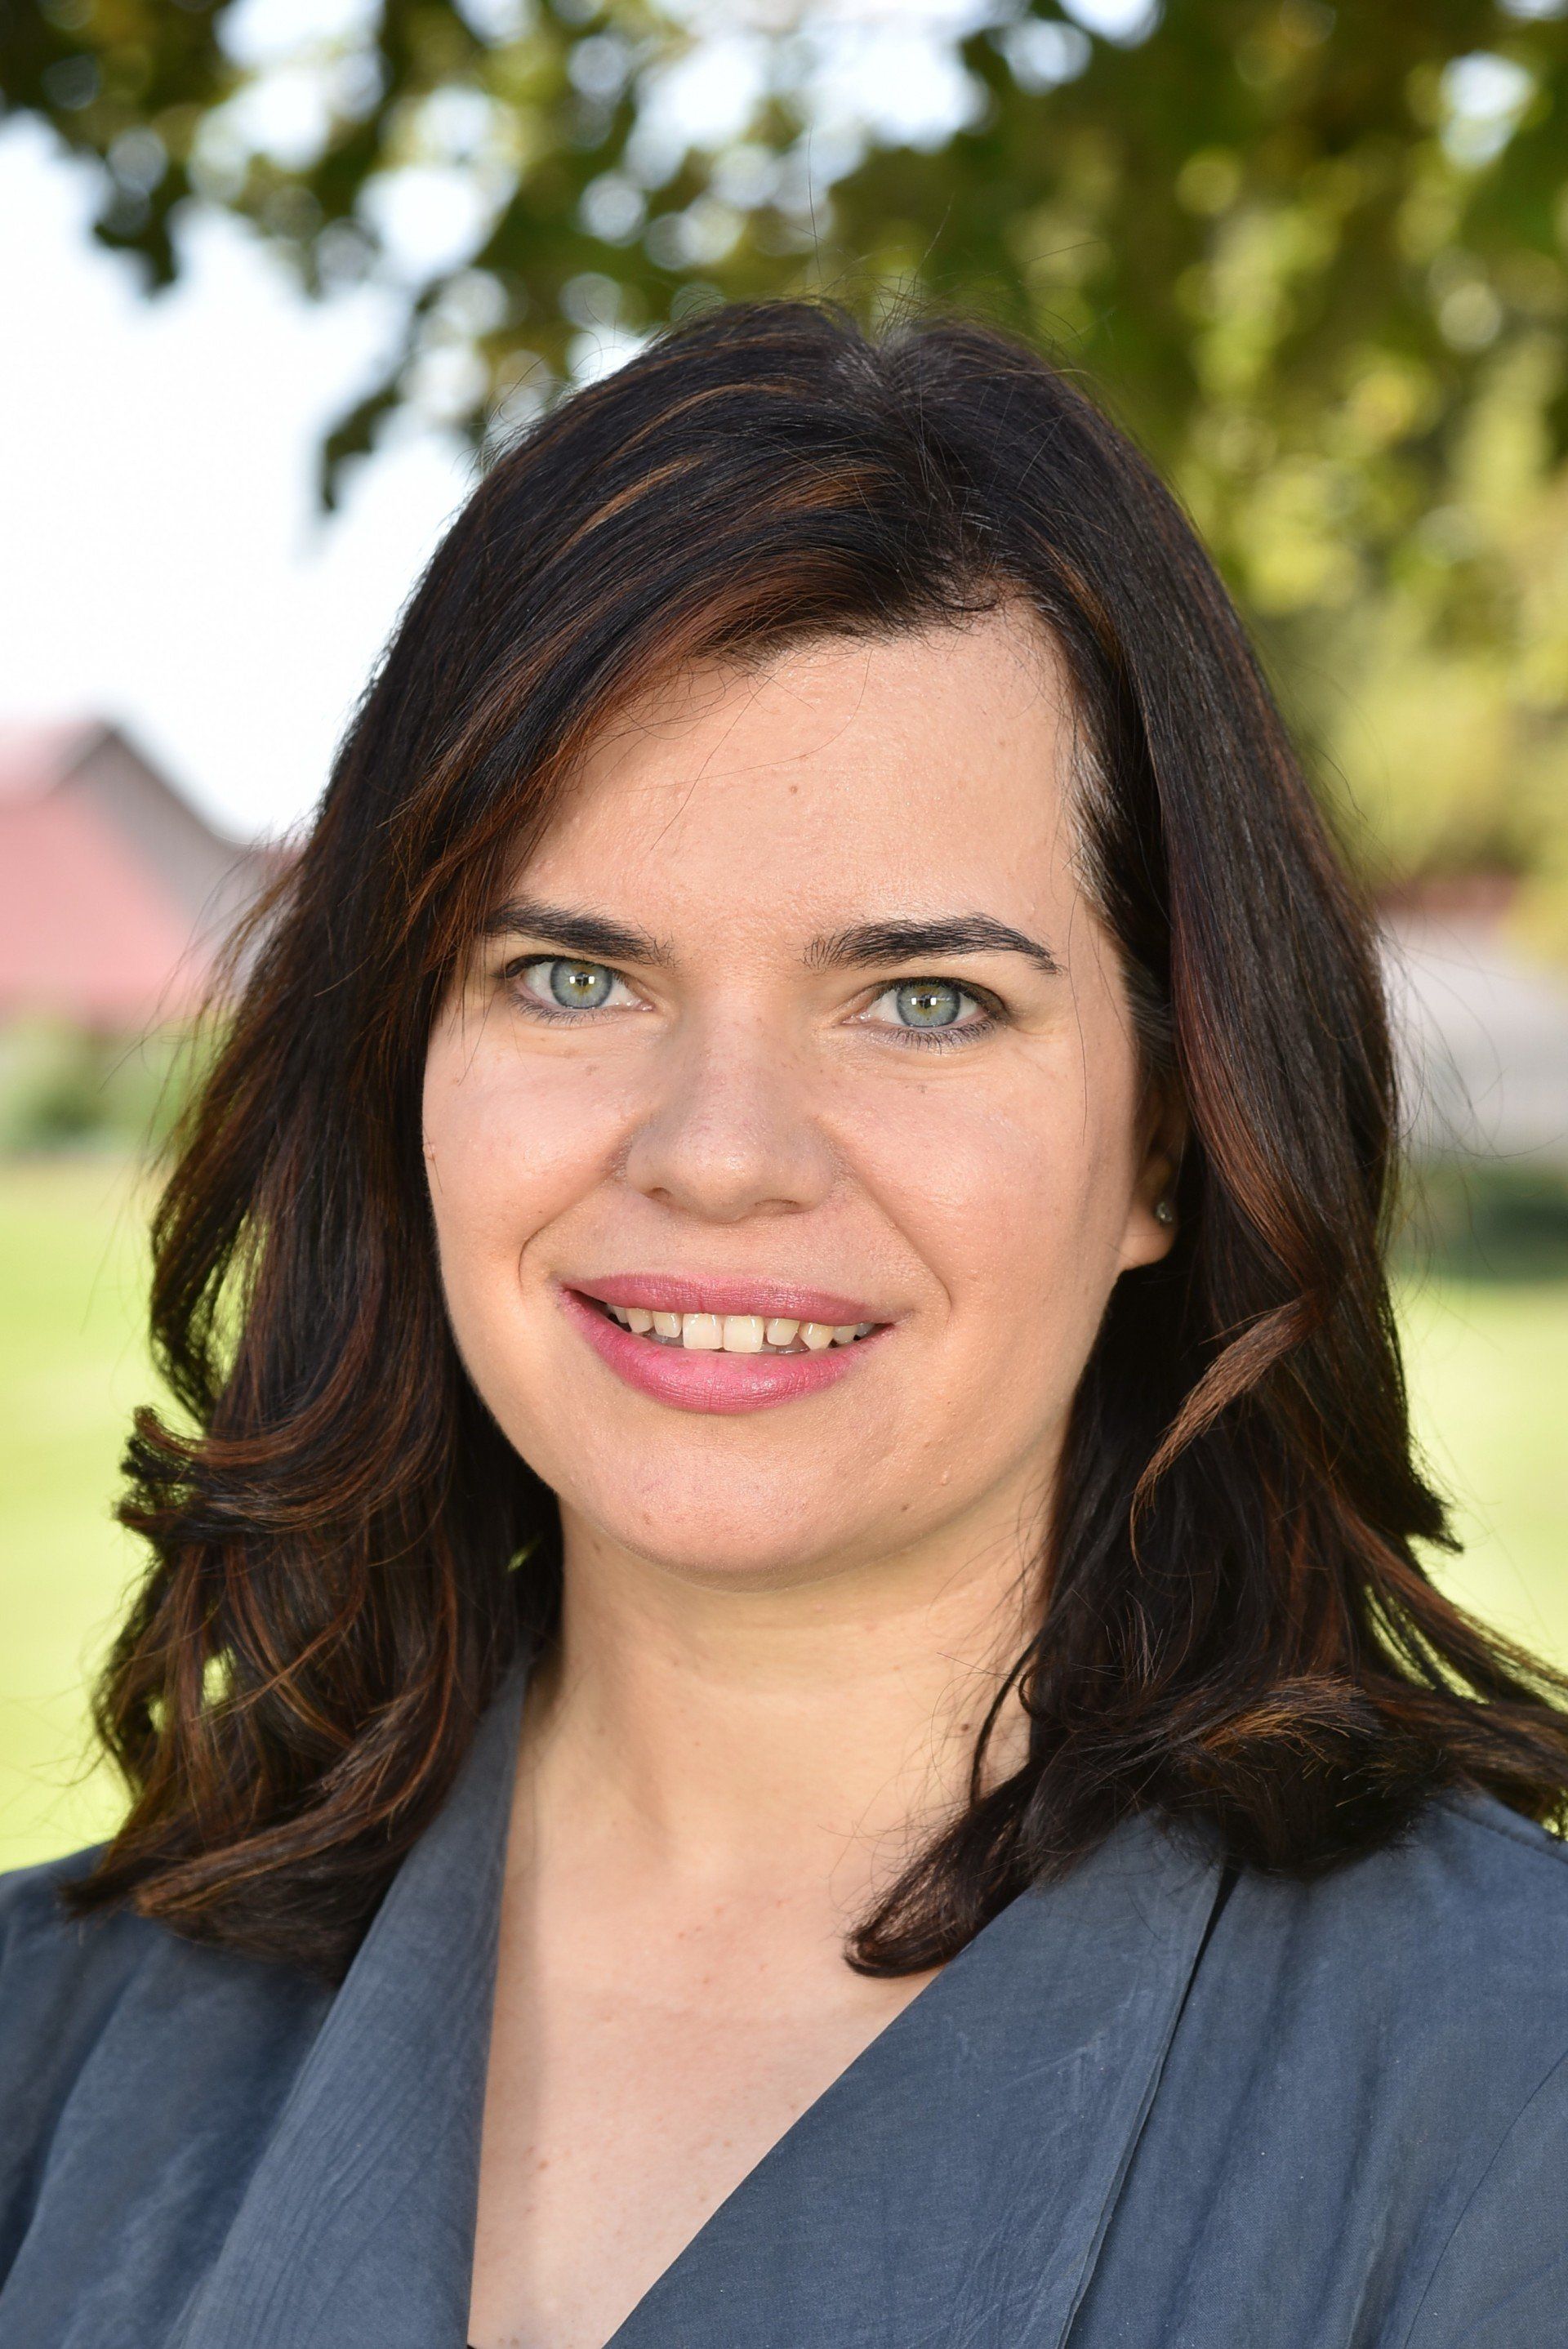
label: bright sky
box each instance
[0,118,474,845]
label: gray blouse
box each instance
[2,1657,1566,2348]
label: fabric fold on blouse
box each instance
[3,1653,1568,2348]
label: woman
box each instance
[2,299,1566,2349]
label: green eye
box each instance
[893,978,966,1029]
[867,977,1001,1050]
[503,956,633,1021]
[543,959,615,1010]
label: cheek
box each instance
[420,1035,614,1359]
[859,1067,1137,1401]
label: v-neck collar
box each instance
[176,1654,1225,2349]
[605,1799,1223,2349]
[174,1660,532,2348]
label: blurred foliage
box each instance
[0,1017,204,1155]
[1396,1157,1568,1279]
[2,0,1568,929]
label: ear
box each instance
[1117,1079,1187,1273]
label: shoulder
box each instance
[1221,1791,1568,2244]
[1246,1784,1568,1994]
[1,1841,141,1950]
[0,1849,332,2319]
[1167,1787,1568,2184]
[1343,1794,1568,2348]
[1085,1797,1568,2346]
[0,1839,331,2058]
[1420,1781,1568,1945]
[1388,1777,1568,1908]
[0,1844,165,2044]
[0,1843,330,2209]
[1205,1788,1568,2066]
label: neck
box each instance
[514,1507,1042,1923]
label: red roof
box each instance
[0,721,281,1029]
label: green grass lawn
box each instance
[2,1156,1566,1876]
[1,1157,157,1869]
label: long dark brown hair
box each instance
[66,297,1568,1981]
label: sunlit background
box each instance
[2,0,1566,1870]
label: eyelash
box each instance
[501,959,635,1029]
[499,956,1004,1051]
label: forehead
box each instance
[517,604,1084,914]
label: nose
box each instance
[618,1011,840,1223]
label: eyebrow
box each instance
[479,897,1062,977]
[479,898,666,965]
[805,914,1061,977]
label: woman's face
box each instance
[423,604,1178,1593]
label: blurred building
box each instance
[0,719,1563,1179]
[1381,880,1568,1177]
[0,720,284,1031]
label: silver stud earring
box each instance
[1154,1197,1175,1226]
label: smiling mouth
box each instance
[577,1295,880,1356]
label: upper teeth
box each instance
[602,1306,875,1353]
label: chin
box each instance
[590,1493,863,1589]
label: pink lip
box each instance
[555,1281,893,1416]
[570,1271,882,1324]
